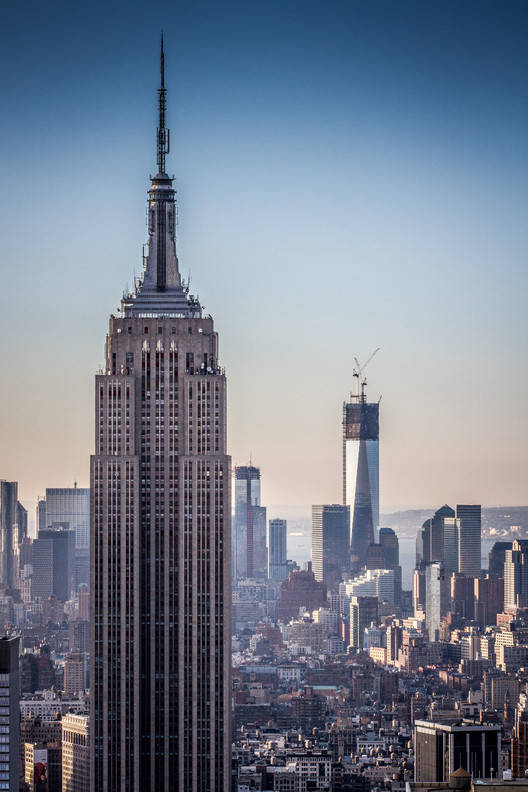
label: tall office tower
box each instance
[90,42,231,792]
[0,635,20,792]
[450,573,476,620]
[45,487,90,590]
[36,498,47,534]
[233,465,266,579]
[378,526,402,604]
[442,516,458,575]
[474,575,504,628]
[311,505,350,589]
[489,541,512,577]
[415,505,455,569]
[413,568,426,615]
[425,563,446,641]
[45,487,90,550]
[504,540,528,612]
[15,502,28,545]
[456,504,481,576]
[349,595,378,650]
[0,481,18,590]
[379,526,398,567]
[31,534,54,600]
[33,528,76,602]
[62,714,90,792]
[343,395,379,567]
[268,519,288,581]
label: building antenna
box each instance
[157,32,170,174]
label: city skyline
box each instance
[1,1,527,513]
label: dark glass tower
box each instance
[90,41,231,792]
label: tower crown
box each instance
[121,38,201,318]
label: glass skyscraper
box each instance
[342,400,379,566]
[312,504,350,588]
[233,466,267,579]
[45,486,90,550]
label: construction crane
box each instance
[352,347,380,402]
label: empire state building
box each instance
[90,41,231,792]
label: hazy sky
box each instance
[0,0,526,514]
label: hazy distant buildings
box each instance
[0,635,20,792]
[234,466,267,579]
[311,505,350,588]
[343,397,379,566]
[268,519,288,581]
[504,540,528,612]
[90,44,231,792]
[415,504,481,578]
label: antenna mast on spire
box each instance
[157,33,170,174]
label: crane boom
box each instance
[351,347,380,402]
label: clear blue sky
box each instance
[0,0,526,511]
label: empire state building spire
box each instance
[157,33,169,176]
[121,38,201,317]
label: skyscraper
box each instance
[0,635,20,792]
[311,505,350,588]
[268,518,288,581]
[415,505,455,570]
[233,465,266,579]
[489,541,512,577]
[90,41,231,792]
[349,595,378,650]
[343,397,379,566]
[456,504,481,577]
[33,528,75,602]
[45,487,90,551]
[425,563,447,641]
[0,481,18,590]
[504,540,528,612]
